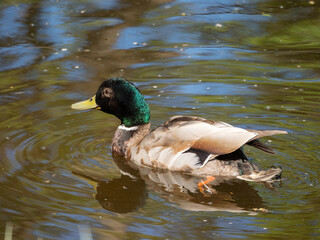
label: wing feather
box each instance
[134,116,286,171]
[172,121,257,155]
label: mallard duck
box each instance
[72,78,287,182]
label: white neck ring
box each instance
[117,125,138,131]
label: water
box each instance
[0,0,319,239]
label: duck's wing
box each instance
[132,116,272,171]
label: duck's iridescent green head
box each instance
[72,78,150,127]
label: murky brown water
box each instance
[1,0,320,239]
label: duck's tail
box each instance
[236,167,282,182]
[246,129,288,154]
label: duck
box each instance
[71,78,287,183]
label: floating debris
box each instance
[253,208,268,213]
[233,7,240,13]
[78,225,93,240]
[262,13,271,17]
[5,222,13,240]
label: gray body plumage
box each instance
[112,115,286,181]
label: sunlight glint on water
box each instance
[0,0,319,239]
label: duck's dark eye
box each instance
[103,88,113,98]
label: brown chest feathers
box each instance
[111,123,151,157]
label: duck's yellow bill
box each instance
[71,95,100,110]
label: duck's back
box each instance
[128,116,261,175]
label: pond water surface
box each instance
[0,0,320,239]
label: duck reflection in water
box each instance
[95,174,146,214]
[74,154,273,214]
